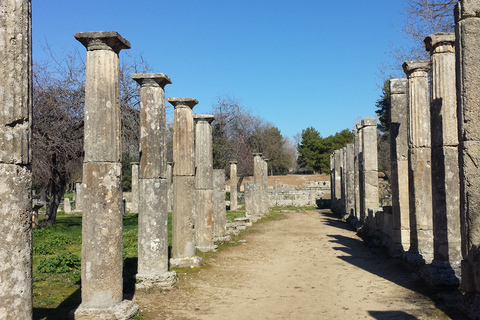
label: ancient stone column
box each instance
[389,78,410,256]
[253,153,263,217]
[168,97,201,267]
[334,150,342,213]
[0,1,33,318]
[167,162,173,212]
[213,169,229,241]
[132,73,175,289]
[340,147,347,216]
[74,31,138,317]
[244,181,258,219]
[356,124,365,222]
[353,129,360,221]
[230,161,238,211]
[64,198,72,214]
[345,143,355,218]
[262,158,269,213]
[455,0,480,294]
[194,115,217,252]
[74,182,83,212]
[424,33,462,284]
[330,153,335,206]
[403,60,433,264]
[130,162,139,213]
[360,118,379,222]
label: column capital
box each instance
[356,123,362,130]
[402,60,430,77]
[74,31,130,54]
[456,0,480,22]
[131,73,172,88]
[425,33,455,54]
[229,160,238,164]
[168,97,198,109]
[193,114,215,124]
[253,153,263,157]
[390,78,408,95]
[361,118,377,127]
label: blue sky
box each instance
[32,0,412,139]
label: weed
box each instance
[37,253,81,274]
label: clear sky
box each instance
[32,0,412,139]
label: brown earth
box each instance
[133,210,464,320]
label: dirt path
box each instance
[134,210,462,319]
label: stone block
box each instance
[195,189,215,250]
[172,175,196,259]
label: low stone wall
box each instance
[268,180,330,207]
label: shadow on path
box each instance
[318,209,467,320]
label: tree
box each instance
[249,125,291,175]
[375,80,391,180]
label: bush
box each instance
[37,253,81,274]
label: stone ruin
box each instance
[331,3,480,316]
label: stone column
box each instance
[213,169,229,241]
[244,181,258,219]
[74,182,83,212]
[353,129,360,221]
[194,115,217,252]
[455,0,480,295]
[340,147,347,216]
[262,158,269,213]
[130,162,139,213]
[334,150,342,213]
[168,97,201,267]
[330,153,335,206]
[253,153,263,218]
[356,124,365,223]
[0,1,33,318]
[74,31,138,318]
[64,198,72,214]
[389,78,410,256]
[230,161,238,211]
[403,60,433,264]
[424,33,462,284]
[132,73,175,289]
[345,143,355,218]
[360,118,379,221]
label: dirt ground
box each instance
[134,210,464,320]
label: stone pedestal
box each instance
[74,31,138,318]
[132,73,176,289]
[0,2,33,318]
[403,60,433,264]
[456,0,480,296]
[194,115,217,252]
[168,97,201,268]
[389,78,410,256]
[425,33,461,284]
[230,161,238,211]
[213,169,229,242]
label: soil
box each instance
[133,210,464,320]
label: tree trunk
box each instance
[40,154,67,227]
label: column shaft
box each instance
[213,169,227,240]
[230,162,238,211]
[361,118,379,219]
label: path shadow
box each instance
[369,310,418,320]
[318,210,467,320]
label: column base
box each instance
[135,271,177,290]
[419,264,459,287]
[214,235,232,242]
[403,251,425,270]
[71,300,139,320]
[169,256,203,268]
[196,245,218,252]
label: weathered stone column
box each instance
[74,182,83,212]
[130,162,139,213]
[389,78,410,256]
[330,153,335,206]
[353,129,360,221]
[360,118,379,221]
[230,161,238,211]
[455,0,480,296]
[213,169,229,241]
[403,60,433,264]
[168,97,201,267]
[0,1,33,318]
[253,153,263,217]
[74,31,138,318]
[244,181,258,219]
[356,124,365,223]
[132,73,175,289]
[345,143,355,218]
[424,33,462,284]
[262,158,269,214]
[194,115,217,252]
[341,147,347,217]
[333,150,342,213]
